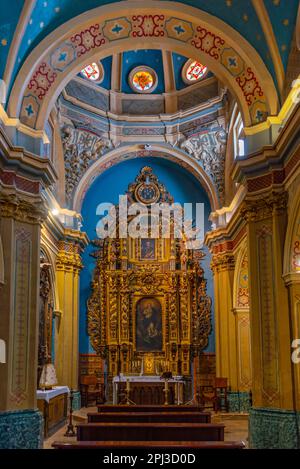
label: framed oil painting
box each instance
[136,297,162,352]
[140,238,156,260]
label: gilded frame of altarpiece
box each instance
[87,167,212,385]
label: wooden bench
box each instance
[76,422,225,442]
[53,440,245,449]
[97,405,203,413]
[88,411,211,423]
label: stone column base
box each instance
[249,407,300,448]
[72,391,81,411]
[228,392,251,412]
[0,409,43,449]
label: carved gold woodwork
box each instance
[87,167,212,384]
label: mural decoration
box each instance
[136,297,163,352]
[291,218,300,272]
[61,123,113,202]
[19,13,269,128]
[237,251,249,308]
[180,124,226,205]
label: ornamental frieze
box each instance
[0,193,47,224]
[19,12,270,128]
[240,191,288,222]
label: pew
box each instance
[53,440,245,449]
[76,422,225,442]
[88,411,211,423]
[97,405,203,413]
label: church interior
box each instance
[0,0,300,451]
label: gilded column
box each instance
[211,253,238,393]
[55,234,86,410]
[242,192,299,448]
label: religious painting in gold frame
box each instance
[140,238,156,260]
[135,296,163,352]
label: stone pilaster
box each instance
[241,191,299,448]
[0,191,47,448]
[162,50,177,113]
[110,53,122,115]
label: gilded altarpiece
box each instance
[87,167,211,399]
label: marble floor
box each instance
[44,408,249,449]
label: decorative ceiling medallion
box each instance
[129,66,158,93]
[80,62,103,83]
[182,59,208,85]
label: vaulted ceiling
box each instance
[0,0,298,90]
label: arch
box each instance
[8,1,278,131]
[72,143,218,213]
[284,182,300,275]
[40,244,59,312]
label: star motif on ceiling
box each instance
[58,52,67,62]
[112,24,123,34]
[174,24,185,35]
[25,104,34,117]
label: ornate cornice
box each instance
[232,105,300,189]
[55,235,87,272]
[55,250,83,273]
[211,253,235,273]
[0,191,47,224]
[0,126,57,187]
[240,191,288,222]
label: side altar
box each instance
[87,167,212,403]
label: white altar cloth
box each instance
[113,375,183,383]
[112,375,184,404]
[36,386,69,403]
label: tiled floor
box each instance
[44,407,248,449]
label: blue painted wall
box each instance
[80,157,215,355]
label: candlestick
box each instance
[64,388,76,437]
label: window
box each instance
[233,113,245,158]
[129,66,158,93]
[182,59,208,85]
[80,62,102,82]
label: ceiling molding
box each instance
[3,0,36,96]
[251,0,285,95]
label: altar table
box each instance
[112,376,184,405]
